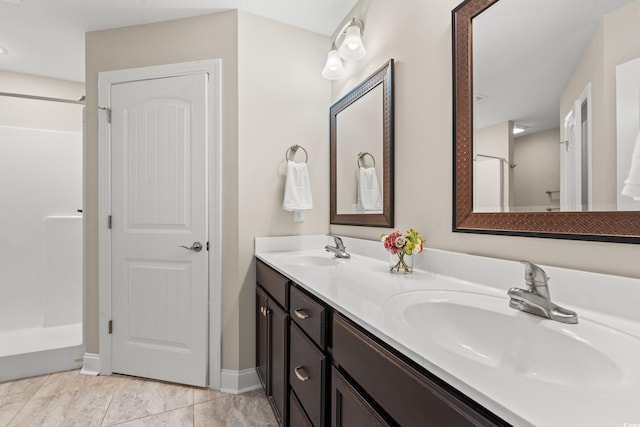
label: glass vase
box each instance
[389,251,413,274]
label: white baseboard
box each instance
[80,352,100,376]
[219,368,261,394]
[78,353,258,394]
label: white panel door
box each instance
[111,73,208,386]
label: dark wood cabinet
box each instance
[256,260,290,426]
[256,287,269,389]
[289,284,330,426]
[332,314,510,427]
[256,259,510,427]
[269,301,289,424]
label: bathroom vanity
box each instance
[256,258,506,426]
[255,235,640,427]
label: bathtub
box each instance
[0,325,83,382]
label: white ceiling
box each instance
[0,0,357,82]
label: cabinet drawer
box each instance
[290,390,313,427]
[290,285,327,348]
[290,323,327,426]
[256,259,288,308]
[332,314,507,427]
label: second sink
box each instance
[382,290,640,388]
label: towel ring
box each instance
[285,145,308,163]
[357,152,375,168]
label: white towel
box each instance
[357,167,383,213]
[622,131,640,201]
[283,160,313,211]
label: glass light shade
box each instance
[338,25,366,61]
[321,49,345,80]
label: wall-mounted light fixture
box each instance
[321,45,346,80]
[322,18,366,80]
[0,47,8,55]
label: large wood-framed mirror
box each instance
[452,0,640,243]
[330,59,394,227]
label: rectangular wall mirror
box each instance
[330,59,394,227]
[452,0,640,243]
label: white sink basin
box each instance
[282,254,341,268]
[383,290,640,387]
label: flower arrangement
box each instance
[381,229,425,273]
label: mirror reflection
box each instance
[472,0,640,213]
[336,84,384,214]
[330,59,394,227]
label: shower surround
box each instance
[0,125,83,382]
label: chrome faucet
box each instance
[325,236,351,259]
[507,261,578,324]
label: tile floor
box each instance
[0,369,277,426]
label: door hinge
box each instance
[206,241,210,251]
[108,215,112,229]
[108,320,113,334]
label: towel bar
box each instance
[285,144,308,163]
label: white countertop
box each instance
[255,235,640,427]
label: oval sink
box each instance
[383,290,640,387]
[282,254,341,268]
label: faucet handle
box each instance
[519,261,551,300]
[519,260,549,287]
[332,235,345,250]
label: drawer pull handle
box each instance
[294,309,310,319]
[294,366,309,382]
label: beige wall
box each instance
[474,121,512,161]
[236,12,330,370]
[85,11,329,371]
[561,0,640,210]
[513,128,561,211]
[329,0,640,280]
[0,71,84,132]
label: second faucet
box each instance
[325,236,351,259]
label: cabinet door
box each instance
[331,367,389,427]
[256,288,269,390]
[269,300,289,425]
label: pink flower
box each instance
[383,231,403,255]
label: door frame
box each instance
[98,60,222,388]
[561,83,592,211]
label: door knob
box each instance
[179,242,203,252]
